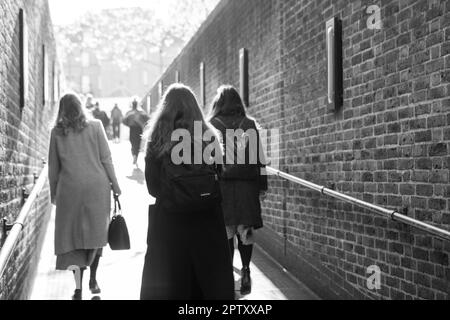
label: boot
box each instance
[240,267,251,295]
[72,289,82,300]
[89,279,101,294]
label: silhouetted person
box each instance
[111,104,123,143]
[92,102,110,132]
[140,83,234,300]
[209,85,268,296]
[85,94,94,111]
[123,100,149,167]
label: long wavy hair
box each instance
[54,94,88,136]
[146,83,221,160]
[208,85,247,121]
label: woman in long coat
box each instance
[209,85,268,295]
[48,94,122,300]
[140,84,234,300]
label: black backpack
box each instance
[160,157,221,214]
[212,117,260,181]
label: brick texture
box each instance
[0,0,58,300]
[145,0,450,300]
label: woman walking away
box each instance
[123,100,150,167]
[209,85,268,296]
[140,83,234,300]
[111,104,123,143]
[48,94,122,300]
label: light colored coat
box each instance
[49,120,121,255]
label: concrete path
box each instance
[30,141,318,300]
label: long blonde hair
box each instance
[146,83,221,160]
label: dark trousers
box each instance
[112,122,121,139]
[130,126,143,157]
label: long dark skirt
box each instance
[140,204,235,300]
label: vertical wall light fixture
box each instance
[19,9,28,110]
[175,70,180,83]
[158,81,163,100]
[239,48,249,107]
[200,62,205,108]
[42,45,48,106]
[147,94,151,114]
[326,17,343,111]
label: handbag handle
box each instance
[113,195,122,216]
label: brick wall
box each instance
[145,0,450,300]
[0,0,59,300]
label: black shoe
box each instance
[89,279,101,294]
[240,267,252,295]
[72,289,82,300]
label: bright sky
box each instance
[49,0,173,25]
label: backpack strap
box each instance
[211,117,227,131]
[237,117,247,130]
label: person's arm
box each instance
[145,152,162,198]
[122,113,129,126]
[104,112,110,126]
[48,129,60,205]
[254,121,268,192]
[96,121,121,195]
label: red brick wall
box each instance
[145,0,450,300]
[0,0,59,300]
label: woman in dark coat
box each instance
[140,83,234,300]
[209,85,268,295]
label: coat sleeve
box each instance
[254,121,268,192]
[48,129,60,205]
[145,154,162,198]
[96,121,121,195]
[122,113,130,127]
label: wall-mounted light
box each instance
[19,9,28,110]
[200,62,205,108]
[147,94,151,113]
[326,17,343,111]
[42,45,48,107]
[175,70,180,83]
[158,81,163,100]
[239,48,249,107]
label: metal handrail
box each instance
[0,164,49,278]
[267,167,450,242]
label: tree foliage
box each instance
[55,0,219,70]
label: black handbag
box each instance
[108,196,131,250]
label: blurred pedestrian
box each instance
[208,85,268,296]
[123,100,149,167]
[140,84,234,300]
[93,102,110,133]
[85,94,94,111]
[111,104,123,143]
[48,94,122,300]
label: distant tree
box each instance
[55,0,220,71]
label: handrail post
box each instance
[0,164,49,278]
[1,218,13,245]
[21,187,30,206]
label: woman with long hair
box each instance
[140,83,234,300]
[208,85,268,296]
[48,93,122,300]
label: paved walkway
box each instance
[30,141,318,300]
